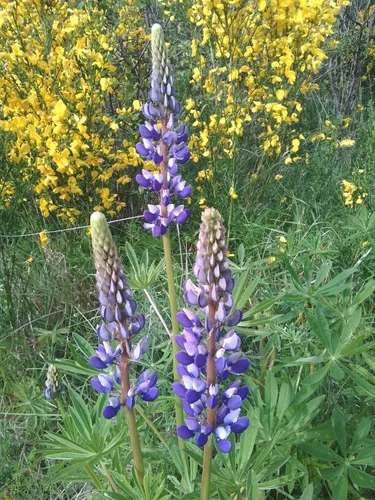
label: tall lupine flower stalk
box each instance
[89,212,159,483]
[136,23,191,237]
[136,23,192,441]
[173,208,250,499]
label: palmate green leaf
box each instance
[43,432,96,456]
[341,364,375,398]
[299,483,314,500]
[332,474,348,500]
[349,466,375,490]
[265,371,278,432]
[46,462,91,484]
[282,396,325,438]
[315,261,332,287]
[335,308,361,354]
[351,446,375,467]
[40,448,97,462]
[241,296,281,320]
[290,381,322,406]
[298,442,343,463]
[350,417,371,453]
[258,456,290,481]
[169,445,192,489]
[330,361,345,380]
[232,268,250,306]
[350,279,375,310]
[217,488,231,500]
[318,267,357,294]
[252,431,281,473]
[332,410,346,457]
[301,363,330,386]
[276,381,292,421]
[363,352,375,371]
[258,471,304,490]
[69,390,93,440]
[306,306,332,353]
[73,332,95,358]
[287,355,328,366]
[340,336,375,357]
[125,242,141,276]
[237,277,260,310]
[238,407,260,480]
[52,358,98,376]
[286,262,304,293]
[246,470,260,500]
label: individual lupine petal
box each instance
[185,417,200,432]
[168,157,178,175]
[223,408,241,425]
[231,416,250,434]
[44,388,55,399]
[136,142,152,159]
[176,351,194,365]
[142,102,159,121]
[226,395,243,410]
[185,390,202,404]
[140,387,159,401]
[163,131,178,146]
[126,388,135,409]
[173,382,187,398]
[89,356,108,370]
[175,123,188,143]
[96,324,112,341]
[176,309,200,328]
[91,374,113,393]
[196,432,208,447]
[176,425,195,440]
[220,330,241,351]
[229,357,250,375]
[217,439,232,453]
[132,337,149,361]
[103,397,121,419]
[215,425,232,453]
[225,309,243,326]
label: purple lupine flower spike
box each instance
[89,212,158,418]
[136,24,192,236]
[174,208,250,453]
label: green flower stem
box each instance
[84,464,103,491]
[160,117,185,449]
[201,294,217,500]
[101,463,120,494]
[201,435,214,500]
[163,231,185,446]
[55,396,66,420]
[120,348,145,483]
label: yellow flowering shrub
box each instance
[0,0,147,222]
[179,0,348,197]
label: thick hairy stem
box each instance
[160,114,185,447]
[120,349,145,483]
[201,294,217,500]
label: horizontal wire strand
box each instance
[0,214,144,239]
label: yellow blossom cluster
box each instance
[342,179,367,207]
[0,0,147,222]
[182,0,348,194]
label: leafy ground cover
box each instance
[1,1,375,499]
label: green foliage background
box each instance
[1,1,375,499]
